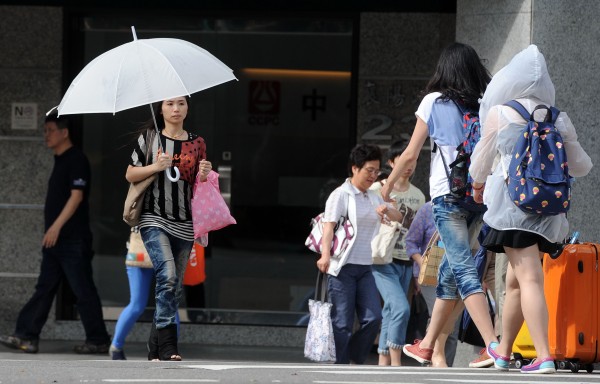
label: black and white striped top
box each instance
[131,130,206,241]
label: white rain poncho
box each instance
[478,45,555,128]
[469,45,592,242]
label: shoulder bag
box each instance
[418,230,445,286]
[123,128,157,227]
[305,212,354,258]
[125,229,153,268]
[371,221,401,265]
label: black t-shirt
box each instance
[44,146,91,240]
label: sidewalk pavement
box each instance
[0,340,308,362]
[0,340,482,367]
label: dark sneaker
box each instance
[74,341,110,354]
[0,335,39,353]
[109,344,126,360]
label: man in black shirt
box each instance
[0,114,110,354]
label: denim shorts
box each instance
[432,195,484,300]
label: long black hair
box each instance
[422,42,491,111]
[137,96,192,135]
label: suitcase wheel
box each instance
[569,361,579,373]
[513,357,532,370]
[514,359,523,369]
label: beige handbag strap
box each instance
[423,230,440,257]
[145,128,156,166]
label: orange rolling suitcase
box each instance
[543,243,599,373]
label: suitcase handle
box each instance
[549,244,565,259]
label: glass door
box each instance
[76,15,355,325]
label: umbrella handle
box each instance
[165,166,180,182]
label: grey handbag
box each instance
[123,129,157,227]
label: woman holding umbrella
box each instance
[126,96,212,361]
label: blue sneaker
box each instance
[486,342,510,371]
[520,357,556,374]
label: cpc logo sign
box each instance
[248,80,280,125]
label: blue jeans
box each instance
[372,262,412,354]
[15,238,109,344]
[327,264,382,364]
[432,195,483,300]
[140,227,192,329]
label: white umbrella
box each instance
[53,26,237,181]
[57,27,236,115]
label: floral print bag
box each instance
[304,272,336,362]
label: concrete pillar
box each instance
[357,12,456,195]
[457,0,599,246]
[456,0,532,73]
[0,6,63,337]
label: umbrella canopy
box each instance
[57,30,237,116]
[53,27,237,182]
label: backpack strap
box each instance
[501,101,529,180]
[452,99,465,115]
[433,139,453,188]
[504,100,530,121]
[505,100,561,124]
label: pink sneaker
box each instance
[520,357,556,374]
[402,339,433,364]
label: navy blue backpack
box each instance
[504,100,571,215]
[435,101,486,213]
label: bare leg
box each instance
[494,260,524,357]
[462,291,497,347]
[494,252,509,338]
[390,347,402,366]
[501,245,551,360]
[431,300,463,367]
[378,353,391,366]
[416,298,457,349]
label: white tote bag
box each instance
[304,272,336,362]
[371,221,401,265]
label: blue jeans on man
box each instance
[372,261,412,354]
[14,238,109,344]
[327,263,382,364]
